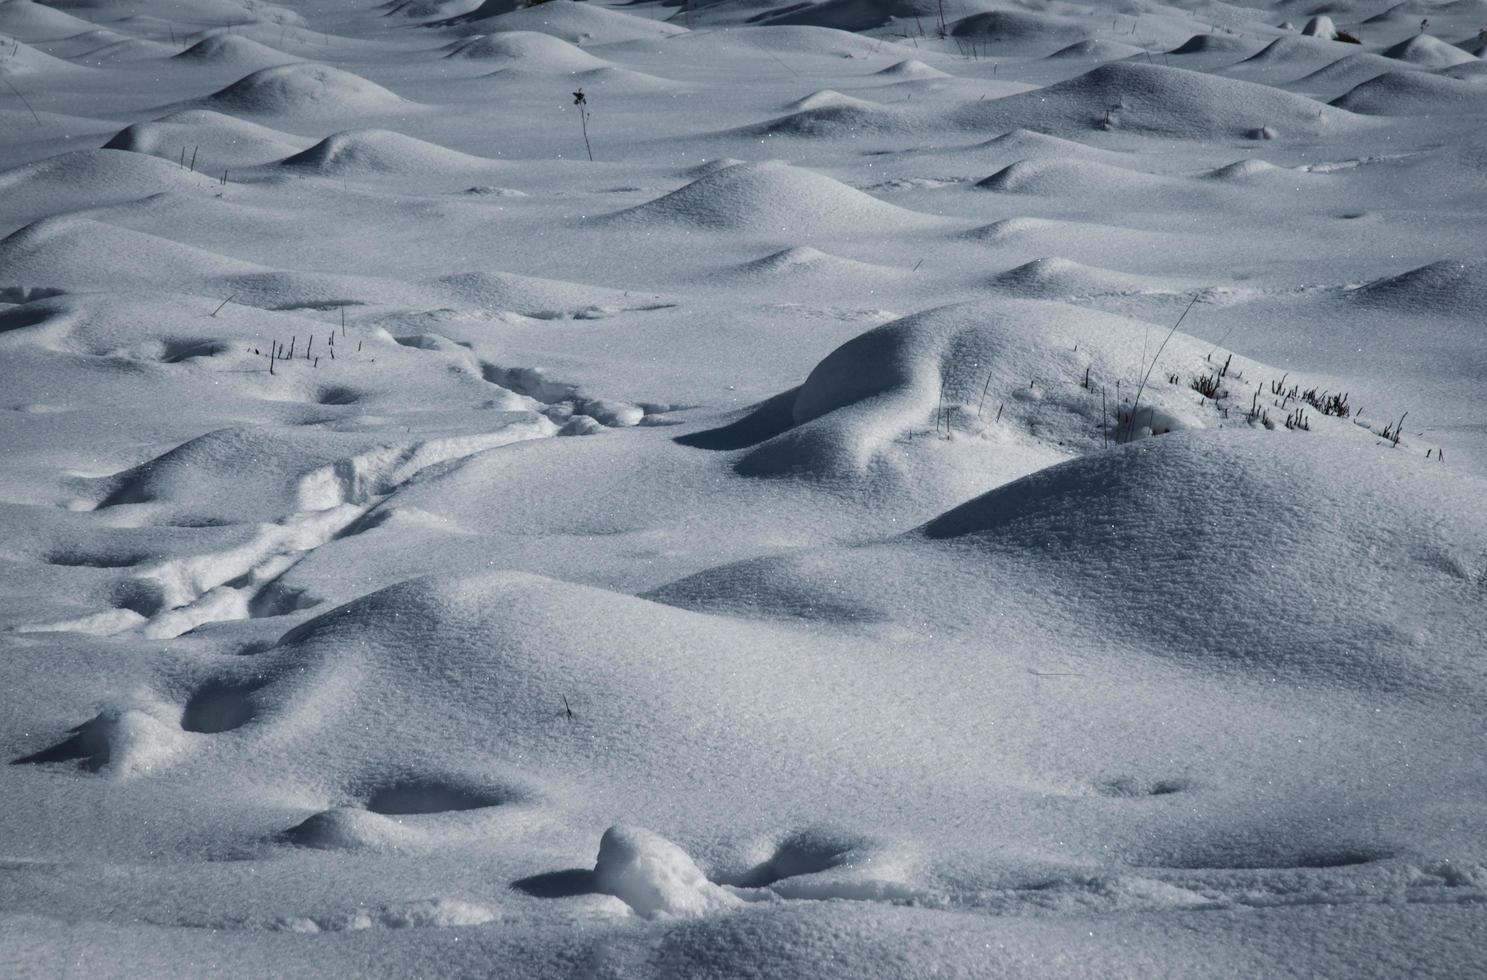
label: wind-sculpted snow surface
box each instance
[3,0,1487,976]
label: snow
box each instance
[3,0,1487,975]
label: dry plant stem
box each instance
[1126,293,1200,442]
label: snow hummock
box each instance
[593,825,743,918]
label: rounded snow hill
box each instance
[1199,158,1286,181]
[975,128,1137,166]
[279,129,498,176]
[785,89,881,112]
[203,63,415,118]
[445,0,686,44]
[951,62,1360,139]
[441,30,607,72]
[1381,33,1478,68]
[422,269,670,319]
[741,100,920,139]
[950,8,1098,44]
[665,23,918,61]
[104,110,311,168]
[1349,259,1487,316]
[722,245,909,289]
[760,0,982,32]
[381,0,483,19]
[1297,51,1426,91]
[976,157,1172,197]
[0,149,221,220]
[599,160,942,235]
[987,256,1182,299]
[1330,69,1486,113]
[1044,39,1144,61]
[1167,33,1259,57]
[0,35,91,74]
[0,216,266,292]
[0,0,99,40]
[1232,35,1351,74]
[728,298,1232,488]
[173,34,304,70]
[1301,14,1338,39]
[661,429,1487,690]
[875,58,952,79]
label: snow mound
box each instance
[727,245,906,286]
[1235,35,1347,72]
[744,100,916,138]
[676,157,745,178]
[0,217,265,291]
[280,129,496,176]
[728,298,1228,489]
[1381,34,1478,68]
[446,0,686,44]
[1330,70,1486,112]
[204,63,413,118]
[1200,158,1285,180]
[786,88,880,112]
[875,58,951,79]
[1301,15,1338,39]
[601,160,939,234]
[1350,259,1487,315]
[987,256,1175,299]
[103,110,310,168]
[663,430,1487,689]
[952,62,1355,139]
[593,825,741,918]
[976,157,1167,196]
[1044,39,1144,61]
[422,269,665,319]
[0,148,217,213]
[950,9,1097,45]
[760,0,971,33]
[442,30,607,73]
[1299,51,1426,90]
[0,35,86,74]
[975,128,1135,165]
[173,34,302,69]
[1168,34,1256,56]
[0,0,98,40]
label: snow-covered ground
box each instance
[2,0,1485,975]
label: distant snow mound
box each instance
[759,0,956,32]
[442,30,608,73]
[1330,70,1485,113]
[0,0,98,40]
[593,825,741,918]
[876,58,951,79]
[0,217,264,291]
[104,110,309,168]
[0,149,217,214]
[1381,34,1477,68]
[976,128,1134,165]
[976,157,1167,196]
[1044,39,1144,61]
[1350,259,1487,315]
[1299,52,1424,90]
[786,89,880,112]
[445,0,686,44]
[987,256,1173,299]
[422,269,662,319]
[1236,35,1344,70]
[280,129,495,176]
[1168,33,1256,55]
[205,63,412,117]
[676,157,745,178]
[601,160,939,234]
[1200,158,1283,180]
[950,9,1094,45]
[173,34,302,68]
[728,245,905,286]
[952,62,1354,139]
[744,100,915,138]
[0,35,86,75]
[1301,15,1338,39]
